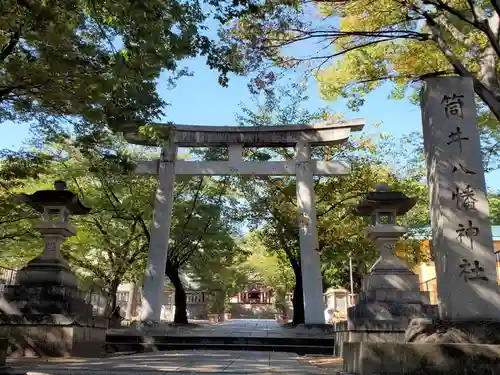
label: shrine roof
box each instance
[121,119,365,147]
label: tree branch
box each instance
[491,0,500,18]
[0,215,38,225]
[0,30,20,63]
[317,192,367,217]
[411,3,500,122]
[172,178,230,268]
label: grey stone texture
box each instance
[0,314,107,357]
[2,285,92,316]
[0,324,106,358]
[343,342,500,375]
[421,77,500,320]
[123,119,365,147]
[7,350,330,374]
[405,318,500,344]
[14,257,78,289]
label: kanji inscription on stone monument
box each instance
[452,163,476,175]
[446,127,469,154]
[459,259,489,283]
[455,220,479,250]
[452,184,477,210]
[421,76,500,320]
[442,94,464,118]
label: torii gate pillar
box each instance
[124,120,365,324]
[140,141,177,321]
[296,141,324,324]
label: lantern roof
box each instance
[17,181,90,215]
[352,182,417,217]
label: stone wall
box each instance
[343,342,500,375]
[0,321,107,357]
[332,321,406,358]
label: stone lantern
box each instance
[347,182,435,332]
[14,180,90,287]
[0,181,108,358]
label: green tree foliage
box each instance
[0,0,243,137]
[0,134,156,314]
[0,150,52,263]
[239,231,295,295]
[218,0,500,128]
[489,193,500,224]
[165,174,243,323]
[0,133,243,323]
[236,81,430,323]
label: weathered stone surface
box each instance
[140,142,176,322]
[6,350,329,374]
[361,289,430,304]
[0,314,108,328]
[405,318,500,344]
[348,301,435,324]
[2,285,92,316]
[0,325,107,358]
[421,77,500,320]
[123,119,365,147]
[343,341,500,375]
[14,257,77,288]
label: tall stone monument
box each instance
[421,77,500,321]
[0,181,108,357]
[404,76,500,344]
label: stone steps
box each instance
[105,335,335,355]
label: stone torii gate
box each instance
[123,119,364,324]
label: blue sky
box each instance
[1,55,499,190]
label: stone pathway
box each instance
[9,320,342,374]
[109,319,333,339]
[9,350,343,374]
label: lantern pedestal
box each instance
[347,224,436,332]
[15,221,78,288]
[0,182,108,358]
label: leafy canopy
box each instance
[219,0,500,125]
[0,0,243,135]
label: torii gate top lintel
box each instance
[123,118,365,148]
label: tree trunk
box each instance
[166,259,188,324]
[107,278,122,327]
[107,279,120,315]
[125,283,138,320]
[419,7,500,122]
[290,259,305,325]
